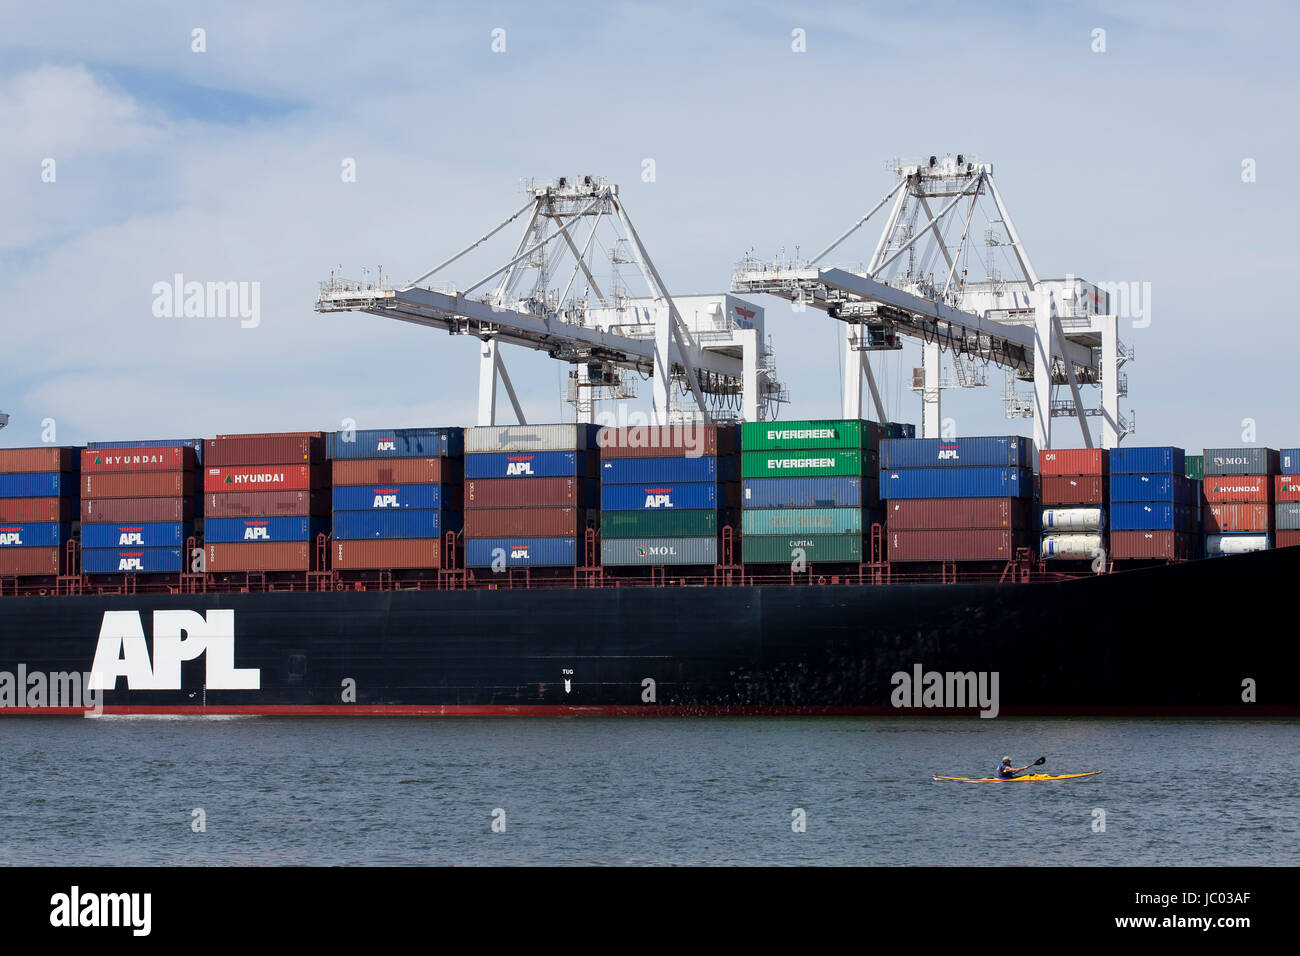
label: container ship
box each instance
[1,423,1296,717]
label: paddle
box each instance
[1011,756,1046,778]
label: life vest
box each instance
[996,764,1014,778]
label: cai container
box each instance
[880,436,1032,469]
[741,477,871,509]
[464,477,596,509]
[885,498,1032,530]
[0,473,77,499]
[0,497,76,522]
[601,536,719,566]
[1039,475,1106,506]
[1109,446,1185,476]
[331,458,461,486]
[741,533,863,564]
[0,546,62,576]
[82,547,185,574]
[80,446,195,472]
[0,522,70,548]
[204,516,329,544]
[204,541,313,572]
[1110,530,1195,560]
[600,509,725,539]
[600,482,736,512]
[80,522,191,549]
[331,483,451,512]
[742,507,862,536]
[1038,448,1108,477]
[887,529,1031,562]
[740,419,884,452]
[205,490,327,518]
[881,467,1031,500]
[464,507,589,538]
[464,451,596,480]
[465,536,579,567]
[205,435,325,466]
[1202,476,1272,504]
[203,465,325,493]
[741,449,874,480]
[0,447,80,473]
[600,456,733,484]
[82,497,194,523]
[1202,447,1279,477]
[465,424,598,454]
[597,425,737,459]
[1204,503,1272,533]
[332,538,441,570]
[83,472,194,499]
[326,427,463,459]
[331,510,458,540]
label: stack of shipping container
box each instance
[882,436,1035,563]
[1038,448,1108,561]
[1109,446,1198,560]
[740,419,883,566]
[329,428,463,572]
[202,433,327,573]
[463,424,598,570]
[1202,447,1278,555]
[81,443,198,574]
[1278,449,1300,550]
[598,425,739,567]
[0,447,79,578]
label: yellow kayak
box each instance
[932,771,1101,782]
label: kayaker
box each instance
[996,756,1030,779]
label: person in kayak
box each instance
[996,757,1031,779]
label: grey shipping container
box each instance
[1202,447,1279,477]
[465,424,597,453]
[601,536,718,566]
[1275,502,1300,530]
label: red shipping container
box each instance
[887,529,1032,562]
[1202,475,1272,503]
[83,472,194,498]
[205,435,325,466]
[81,446,194,472]
[1040,475,1106,506]
[333,539,441,570]
[465,477,586,509]
[1276,477,1300,502]
[1111,531,1195,560]
[216,431,324,439]
[205,490,329,518]
[0,497,76,522]
[1039,449,1108,476]
[205,542,312,572]
[82,497,193,523]
[1203,502,1272,533]
[0,447,80,473]
[598,425,735,459]
[331,458,461,486]
[1276,530,1300,548]
[0,546,63,576]
[464,507,589,537]
[204,464,326,492]
[885,498,1032,531]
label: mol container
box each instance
[601,537,719,566]
[1202,447,1280,477]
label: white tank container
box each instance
[1205,534,1270,555]
[1041,533,1104,559]
[1041,508,1105,531]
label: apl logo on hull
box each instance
[644,488,674,508]
[89,609,260,690]
[505,456,535,476]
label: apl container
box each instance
[742,507,862,536]
[600,456,732,484]
[0,522,70,547]
[333,538,441,570]
[332,458,461,486]
[880,436,1032,469]
[602,537,719,566]
[1109,446,1185,476]
[464,451,595,480]
[1041,534,1104,559]
[741,419,885,452]
[204,516,329,544]
[327,427,463,460]
[600,510,724,539]
[331,484,450,512]
[1202,447,1279,477]
[598,424,736,459]
[80,522,191,549]
[741,534,863,564]
[331,511,458,540]
[1041,508,1105,531]
[881,468,1031,499]
[82,497,194,523]
[0,473,76,498]
[466,424,598,454]
[82,547,186,574]
[1205,533,1270,556]
[465,537,579,567]
[742,450,874,480]
[0,447,80,473]
[600,483,734,511]
[741,477,868,509]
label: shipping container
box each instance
[1185,455,1204,481]
[600,482,737,512]
[600,509,726,539]
[205,435,325,466]
[741,534,863,564]
[1041,508,1105,532]
[880,436,1033,469]
[600,456,734,484]
[742,450,874,480]
[331,483,452,512]
[327,427,463,460]
[741,476,870,510]
[1038,448,1108,477]
[1109,446,1185,475]
[331,510,459,540]
[0,473,76,499]
[741,419,884,452]
[1040,475,1106,506]
[885,498,1034,530]
[87,438,204,463]
[0,497,76,522]
[1274,502,1300,531]
[332,538,441,570]
[80,522,191,549]
[204,541,313,572]
[203,465,324,493]
[464,477,596,509]
[1202,447,1279,477]
[602,537,719,566]
[597,424,737,459]
[82,497,194,523]
[0,522,70,547]
[881,467,1031,500]
[205,490,326,518]
[464,450,596,480]
[466,424,598,454]
[0,546,62,576]
[1205,533,1270,556]
[1041,534,1104,560]
[885,423,917,440]
[1203,476,1273,503]
[1277,477,1300,503]
[82,547,185,574]
[887,529,1032,562]
[331,458,461,486]
[80,446,195,472]
[465,537,579,567]
[204,516,329,544]
[0,447,80,473]
[1280,449,1300,476]
[1109,473,1197,504]
[742,507,862,536]
[1204,503,1273,533]
[465,507,590,538]
[1277,530,1300,548]
[82,471,194,499]
[1110,530,1196,560]
[1110,502,1198,533]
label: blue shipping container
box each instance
[0,522,70,547]
[1110,446,1185,475]
[881,467,1032,499]
[85,438,205,464]
[1110,502,1199,533]
[742,477,864,509]
[885,423,917,440]
[600,456,734,484]
[465,451,592,480]
[601,482,723,511]
[1281,449,1300,475]
[204,516,329,544]
[331,510,460,540]
[327,427,463,460]
[880,436,1032,469]
[1109,473,1197,504]
[82,547,185,574]
[81,522,191,549]
[465,537,578,568]
[0,473,76,498]
[331,483,448,511]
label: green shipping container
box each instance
[742,507,862,536]
[742,533,863,564]
[741,419,885,452]
[742,449,873,479]
[600,510,724,539]
[1185,455,1204,481]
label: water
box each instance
[2,717,1297,865]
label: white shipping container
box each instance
[1042,508,1105,531]
[465,424,595,453]
[1040,533,1103,559]
[1205,534,1270,555]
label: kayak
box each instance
[932,771,1102,783]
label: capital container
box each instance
[1274,502,1300,531]
[1038,448,1108,476]
[1110,530,1195,560]
[742,450,873,480]
[598,424,736,458]
[741,476,874,509]
[1204,503,1272,533]
[333,538,441,570]
[1110,502,1198,533]
[602,537,719,566]
[332,458,461,486]
[327,427,463,460]
[205,490,326,518]
[87,438,204,463]
[81,446,195,472]
[600,510,724,539]
[1202,447,1279,477]
[203,465,324,493]
[82,471,194,498]
[82,547,185,574]
[600,456,733,484]
[600,482,737,511]
[204,541,313,572]
[886,498,1032,530]
[741,534,862,564]
[0,447,80,473]
[1109,446,1185,476]
[881,467,1031,499]
[82,497,194,523]
[331,510,458,540]
[0,522,70,547]
[1109,473,1196,504]
[464,477,596,509]
[80,522,191,549]
[204,516,329,544]
[465,536,579,567]
[0,546,62,576]
[0,473,76,498]
[466,424,598,454]
[1040,475,1106,506]
[742,507,862,536]
[1280,449,1300,475]
[1202,476,1272,503]
[205,435,325,466]
[887,529,1032,562]
[0,497,76,522]
[465,507,589,538]
[880,436,1032,469]
[331,483,451,512]
[741,419,884,452]
[464,451,596,480]
[1205,533,1270,555]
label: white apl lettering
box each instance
[505,462,534,476]
[373,494,399,508]
[644,494,673,508]
[88,610,260,691]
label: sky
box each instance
[2,0,1297,452]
